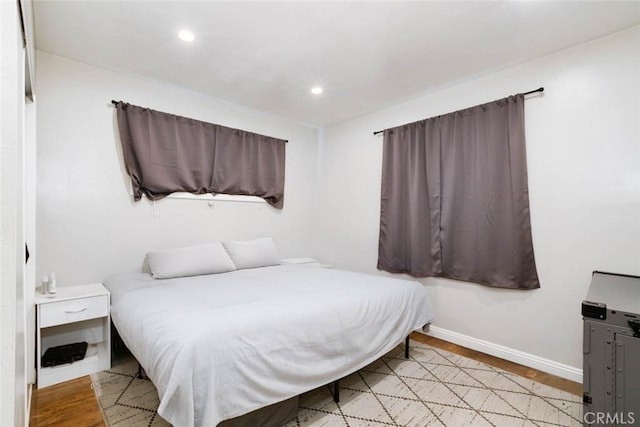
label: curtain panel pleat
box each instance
[116,103,286,208]
[378,95,539,289]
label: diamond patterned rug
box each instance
[92,340,582,426]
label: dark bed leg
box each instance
[333,379,340,403]
[405,335,410,359]
[137,363,144,379]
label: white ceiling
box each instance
[34,1,640,126]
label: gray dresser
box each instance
[582,271,640,425]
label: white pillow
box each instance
[146,242,236,279]
[222,238,280,270]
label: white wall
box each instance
[1,1,29,425]
[314,27,640,372]
[36,52,319,286]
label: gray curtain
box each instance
[378,95,539,289]
[115,102,286,208]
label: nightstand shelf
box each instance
[36,283,111,388]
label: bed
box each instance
[105,262,434,427]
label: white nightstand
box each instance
[35,283,111,388]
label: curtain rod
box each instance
[372,87,544,136]
[110,100,289,143]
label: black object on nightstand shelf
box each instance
[41,341,88,367]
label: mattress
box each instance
[105,263,434,427]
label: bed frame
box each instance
[330,335,411,403]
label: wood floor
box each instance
[29,334,582,426]
[29,375,105,427]
[409,333,582,397]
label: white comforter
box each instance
[105,264,434,427]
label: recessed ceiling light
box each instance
[178,30,195,42]
[311,87,323,95]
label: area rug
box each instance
[92,340,582,426]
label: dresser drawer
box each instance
[40,295,109,328]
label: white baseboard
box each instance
[424,325,583,384]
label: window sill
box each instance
[166,193,266,204]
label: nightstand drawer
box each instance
[40,295,109,328]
